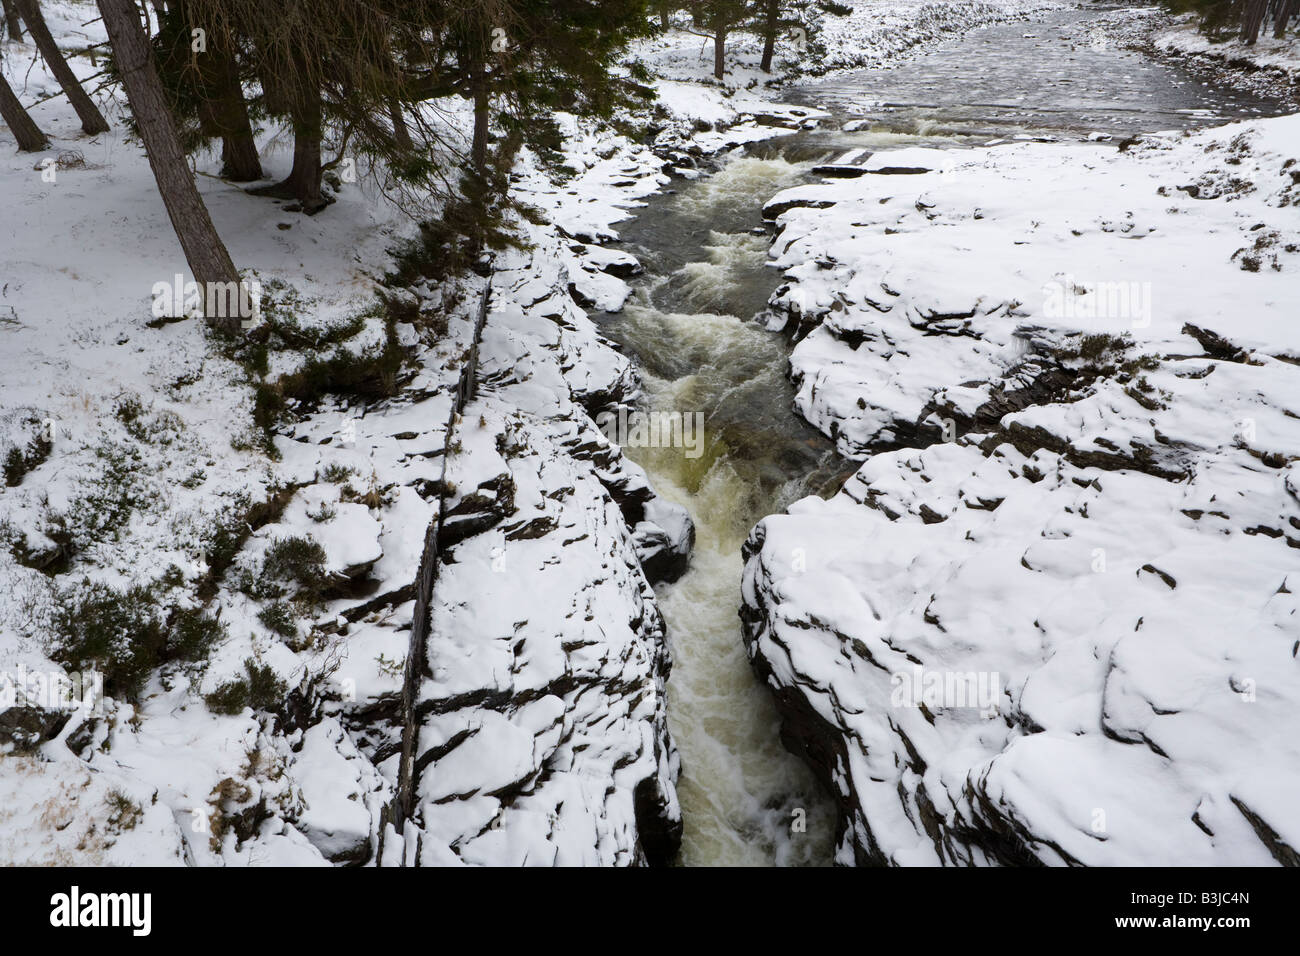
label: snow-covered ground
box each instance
[743,112,1300,864]
[1156,15,1300,84]
[0,0,716,866]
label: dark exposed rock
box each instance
[1231,797,1300,867]
[763,196,837,221]
[0,700,70,753]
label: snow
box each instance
[6,0,1294,868]
[764,117,1300,457]
[742,111,1300,865]
[1157,16,1300,82]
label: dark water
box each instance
[790,4,1291,145]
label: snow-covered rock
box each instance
[0,0,723,867]
[743,114,1300,865]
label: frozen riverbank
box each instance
[744,107,1300,865]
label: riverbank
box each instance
[744,103,1300,865]
[0,1,789,865]
[1072,5,1300,111]
[1154,14,1300,95]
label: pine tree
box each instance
[14,0,110,134]
[651,0,677,30]
[0,50,48,150]
[1242,0,1269,41]
[1275,0,1297,37]
[759,0,781,72]
[687,0,751,80]
[97,0,241,325]
[1159,0,1296,39]
[181,0,449,213]
[440,2,655,190]
[153,1,262,181]
[1,0,22,41]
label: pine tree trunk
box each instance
[282,66,324,212]
[1275,0,1296,36]
[714,27,726,81]
[1242,0,1269,42]
[201,95,261,181]
[172,0,258,180]
[207,47,261,181]
[284,122,323,211]
[96,0,240,325]
[0,67,49,150]
[219,126,261,181]
[389,95,412,152]
[472,77,489,174]
[1,0,23,40]
[465,32,490,177]
[760,0,780,73]
[15,0,110,134]
[286,63,322,208]
[249,60,324,211]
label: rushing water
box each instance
[613,158,847,866]
[598,4,1293,867]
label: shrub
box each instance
[71,440,145,546]
[1078,333,1130,361]
[105,789,143,833]
[50,581,167,699]
[204,659,287,716]
[113,395,148,440]
[261,535,329,603]
[3,447,27,486]
[257,602,298,639]
[318,463,357,484]
[169,607,226,662]
[3,424,53,487]
[50,581,227,699]
[306,501,336,523]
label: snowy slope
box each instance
[1156,16,1300,84]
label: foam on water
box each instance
[626,336,838,867]
[609,153,842,866]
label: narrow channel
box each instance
[598,4,1292,867]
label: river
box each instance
[597,3,1292,866]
